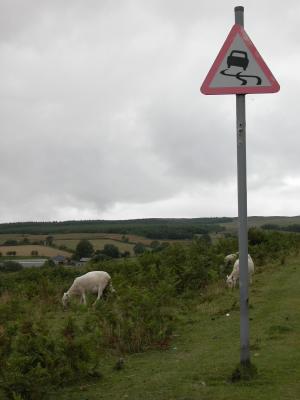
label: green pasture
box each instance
[0,233,149,257]
[51,258,300,400]
[0,232,131,244]
[53,238,137,254]
[0,232,174,257]
[1,229,299,400]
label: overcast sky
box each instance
[0,0,299,222]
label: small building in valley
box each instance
[52,255,67,265]
[76,257,92,266]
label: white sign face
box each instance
[209,35,271,88]
[201,24,280,95]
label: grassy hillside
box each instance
[50,257,300,400]
[248,215,300,226]
[0,230,299,399]
[221,215,300,232]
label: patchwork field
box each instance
[0,232,177,257]
[0,245,72,258]
[0,232,149,244]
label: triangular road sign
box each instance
[201,24,280,95]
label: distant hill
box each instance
[0,216,299,239]
[220,216,300,233]
[0,218,232,240]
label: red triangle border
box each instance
[200,24,280,95]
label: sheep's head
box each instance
[226,275,234,289]
[224,253,238,266]
[62,292,70,308]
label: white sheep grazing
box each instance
[226,254,254,289]
[62,271,115,307]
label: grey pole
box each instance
[235,6,250,365]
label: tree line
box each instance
[0,218,231,239]
[73,239,170,260]
[262,223,300,233]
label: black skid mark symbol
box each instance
[235,72,248,86]
[237,72,262,86]
[220,69,262,86]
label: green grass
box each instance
[0,258,300,400]
[53,238,136,254]
[45,259,300,400]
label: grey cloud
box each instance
[0,0,299,221]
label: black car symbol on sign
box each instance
[227,50,249,70]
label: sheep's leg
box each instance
[109,282,116,293]
[81,292,87,305]
[93,287,103,306]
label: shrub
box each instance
[43,259,55,268]
[0,318,102,400]
[96,285,175,353]
[248,227,267,245]
[1,320,55,399]
[0,298,24,325]
[1,231,300,397]
[74,240,94,260]
[101,244,120,259]
[133,242,146,255]
[3,240,18,246]
[0,262,23,273]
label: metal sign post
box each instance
[235,6,250,365]
[200,6,280,367]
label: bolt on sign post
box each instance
[201,6,280,365]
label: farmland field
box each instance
[0,245,72,258]
[0,232,178,257]
[0,232,152,244]
[53,238,136,254]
